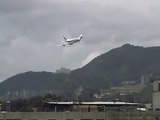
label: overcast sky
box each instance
[0,0,160,81]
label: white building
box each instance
[152,77,160,111]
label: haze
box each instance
[0,0,160,81]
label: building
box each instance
[56,67,71,73]
[152,75,160,111]
[100,85,144,98]
[43,101,144,112]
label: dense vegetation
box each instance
[0,44,160,102]
[0,94,63,112]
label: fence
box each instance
[0,111,159,120]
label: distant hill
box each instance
[0,44,160,100]
[69,44,160,91]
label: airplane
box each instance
[58,34,83,46]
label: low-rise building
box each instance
[152,75,160,111]
[43,101,144,112]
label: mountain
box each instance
[0,44,160,100]
[70,44,160,89]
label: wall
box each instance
[0,111,159,120]
[153,79,160,111]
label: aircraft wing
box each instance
[57,43,68,47]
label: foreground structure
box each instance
[152,76,160,111]
[0,111,159,120]
[43,101,144,112]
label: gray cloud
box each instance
[0,0,160,81]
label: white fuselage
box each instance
[66,38,81,45]
[64,34,83,45]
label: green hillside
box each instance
[0,44,160,100]
[70,44,160,90]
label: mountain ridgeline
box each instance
[0,44,160,99]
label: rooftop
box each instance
[45,101,140,105]
[150,75,160,82]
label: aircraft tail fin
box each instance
[63,36,67,41]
